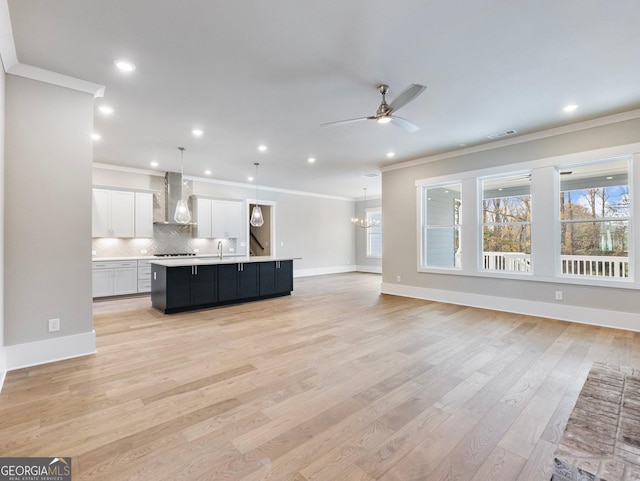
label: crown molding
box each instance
[7,63,105,98]
[381,108,640,173]
[0,0,17,71]
[93,163,353,202]
[0,1,104,97]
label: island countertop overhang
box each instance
[150,256,300,268]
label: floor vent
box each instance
[488,129,518,139]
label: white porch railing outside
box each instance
[481,252,629,278]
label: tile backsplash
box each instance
[92,224,241,258]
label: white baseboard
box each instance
[381,283,640,333]
[0,345,5,395]
[356,265,382,274]
[6,331,97,371]
[294,265,357,278]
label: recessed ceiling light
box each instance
[150,161,159,168]
[606,176,613,180]
[308,157,316,163]
[386,152,395,158]
[98,105,114,115]
[459,143,466,147]
[114,60,136,72]
[192,128,204,137]
[204,169,212,175]
[258,145,267,152]
[563,104,578,113]
[248,176,254,182]
[91,133,101,141]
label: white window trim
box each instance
[479,171,533,276]
[366,207,382,258]
[415,141,640,289]
[418,181,463,271]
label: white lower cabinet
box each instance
[137,260,151,293]
[92,260,138,297]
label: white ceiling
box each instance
[7,0,640,199]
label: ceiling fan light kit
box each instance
[322,83,426,133]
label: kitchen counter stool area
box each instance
[151,258,295,314]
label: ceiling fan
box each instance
[321,83,427,133]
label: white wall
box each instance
[4,75,95,369]
[382,113,640,331]
[0,58,5,386]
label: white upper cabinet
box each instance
[91,189,112,237]
[193,197,213,238]
[92,188,153,238]
[223,200,244,239]
[192,197,244,239]
[135,192,154,238]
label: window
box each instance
[481,173,532,273]
[366,208,382,257]
[559,158,630,278]
[422,183,461,268]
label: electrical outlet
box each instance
[140,249,148,254]
[281,241,284,247]
[555,291,563,301]
[48,318,60,332]
[193,248,199,253]
[396,275,401,282]
[92,250,97,256]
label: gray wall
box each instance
[0,63,5,375]
[382,116,640,315]
[354,197,382,272]
[5,76,94,345]
[93,168,357,273]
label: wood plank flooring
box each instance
[1,273,639,480]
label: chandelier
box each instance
[351,188,381,228]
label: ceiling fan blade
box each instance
[321,116,375,127]
[388,84,427,113]
[391,116,420,133]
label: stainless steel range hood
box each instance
[155,171,194,225]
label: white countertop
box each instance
[150,256,299,267]
[92,254,243,262]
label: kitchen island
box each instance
[150,256,297,314]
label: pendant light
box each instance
[250,162,264,227]
[174,147,191,224]
[351,188,381,228]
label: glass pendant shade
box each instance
[250,205,264,227]
[174,199,191,224]
[174,146,191,224]
[250,162,264,227]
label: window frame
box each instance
[418,181,463,271]
[414,143,639,289]
[479,171,533,275]
[366,207,382,258]
[556,157,632,280]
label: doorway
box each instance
[249,204,272,256]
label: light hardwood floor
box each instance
[2,273,639,480]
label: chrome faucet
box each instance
[217,240,223,259]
